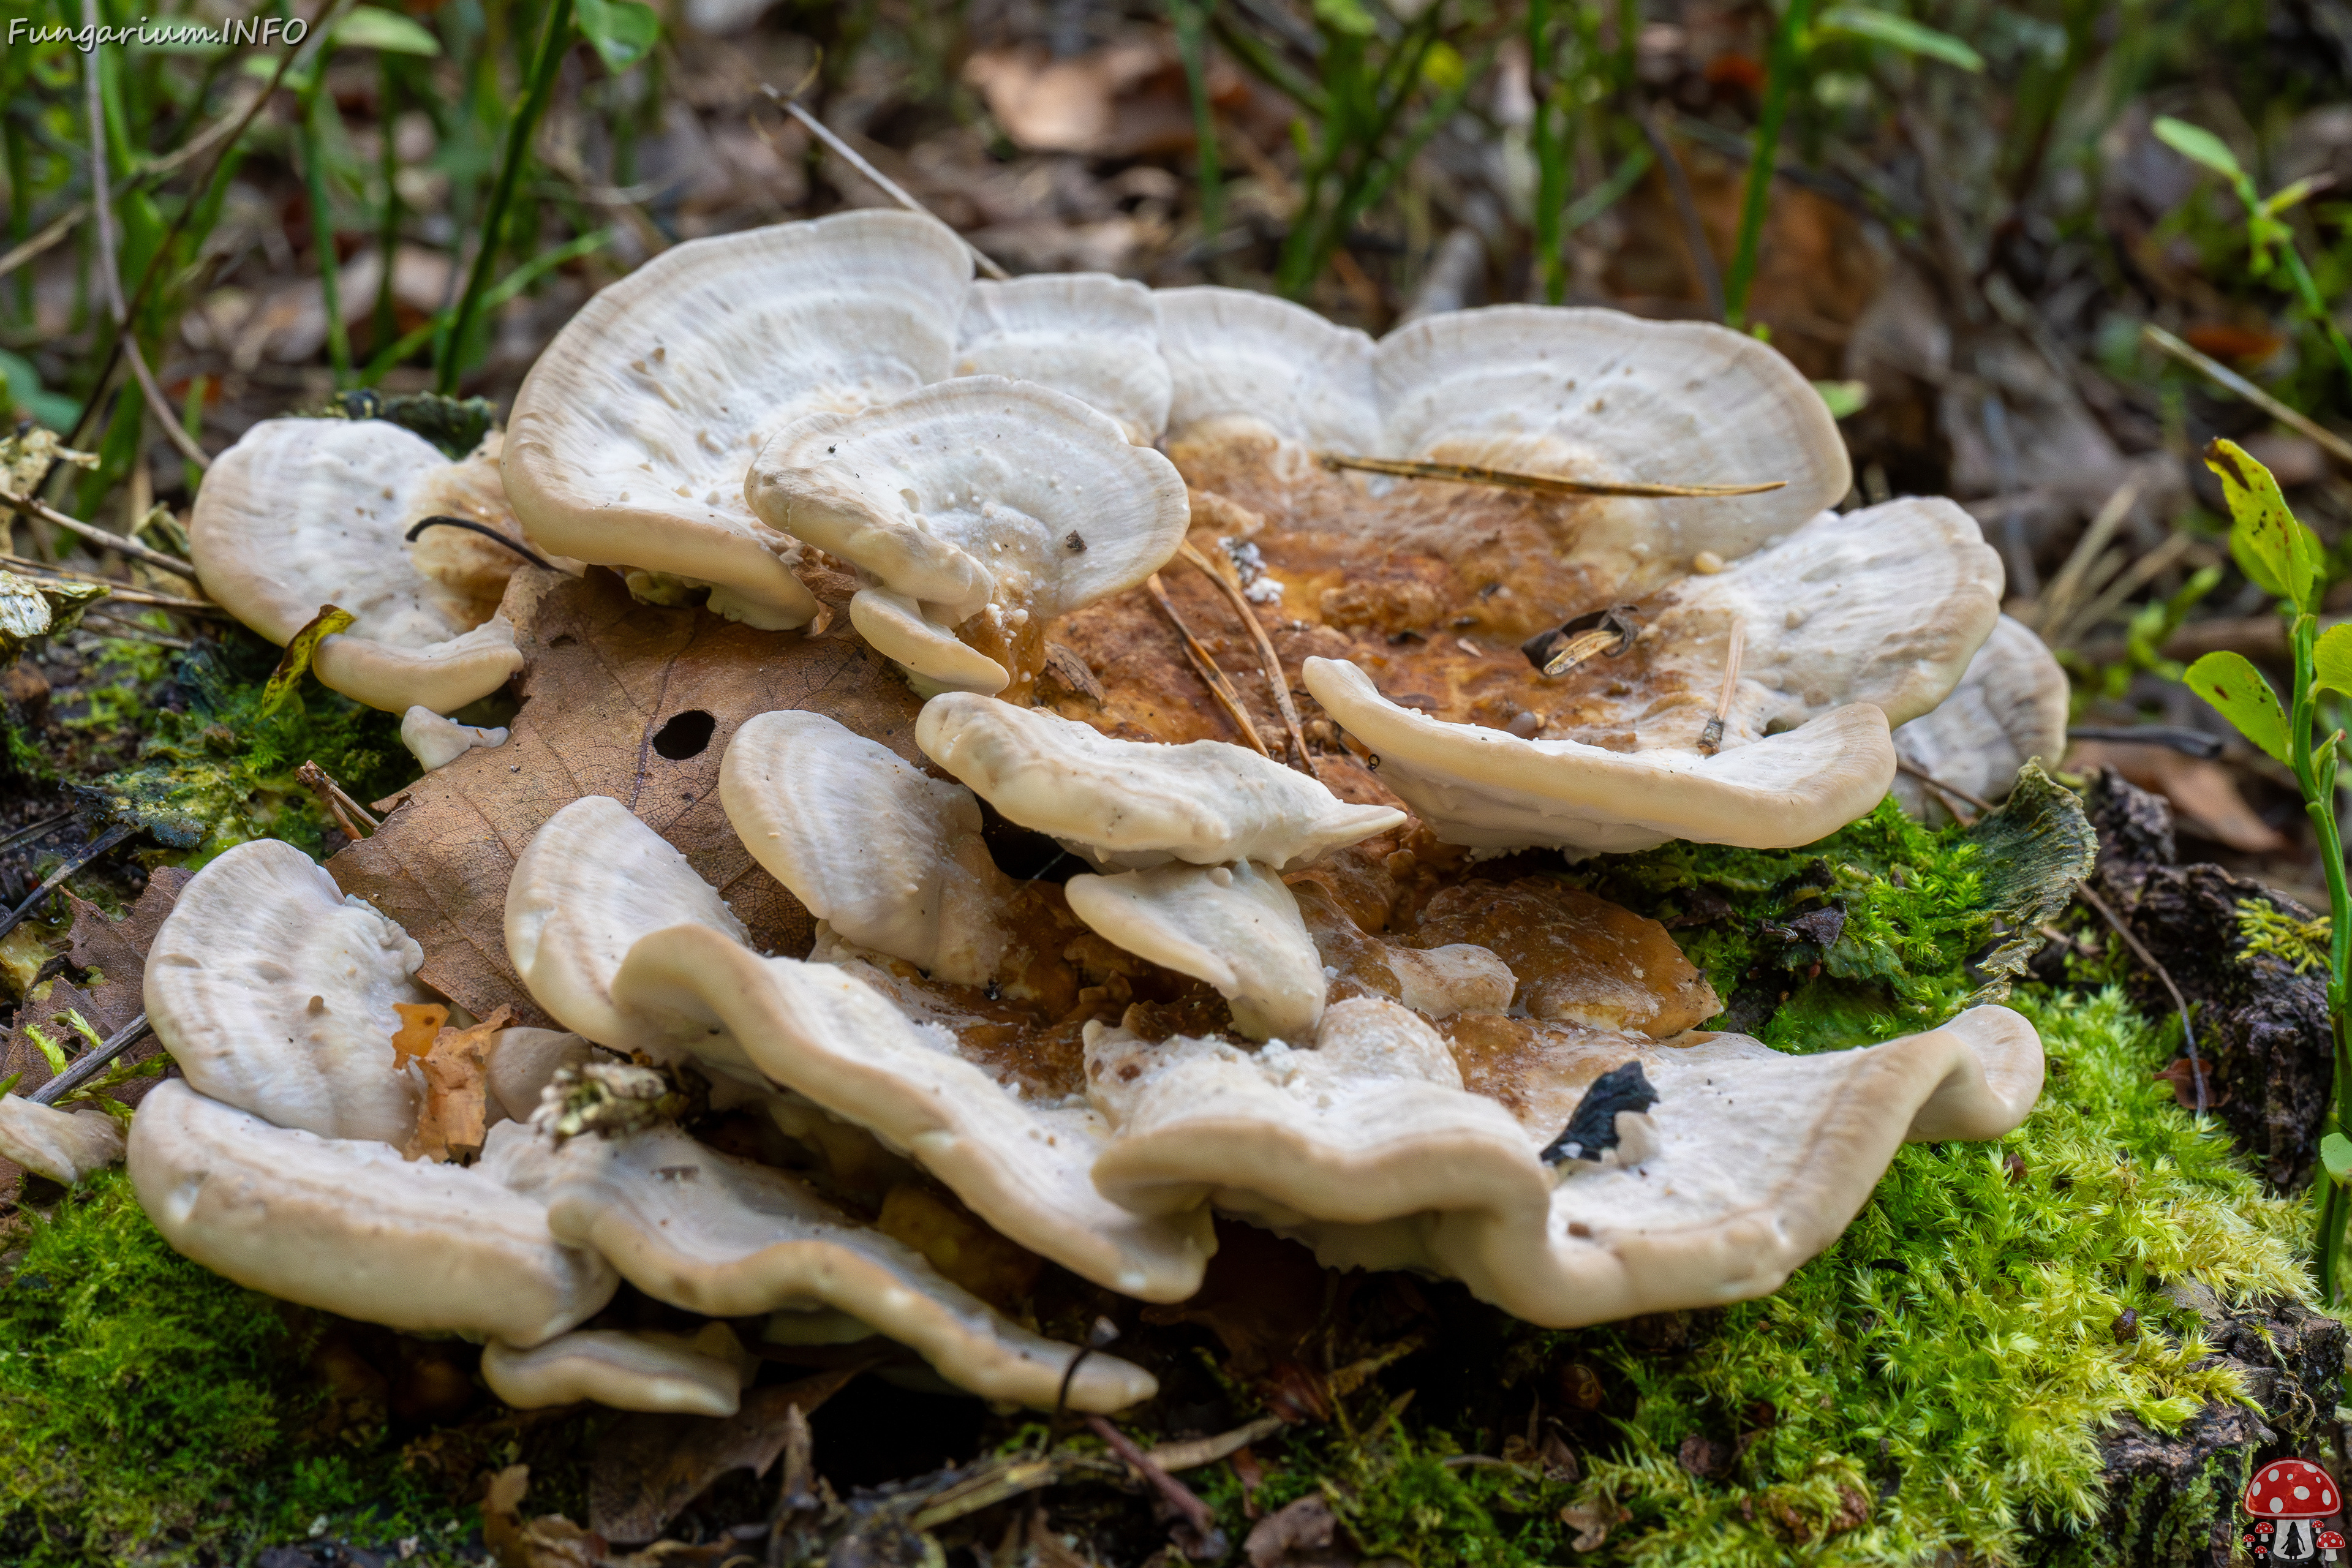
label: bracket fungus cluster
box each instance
[127,210,2071,1421]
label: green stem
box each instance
[435,0,575,395]
[1170,0,1224,250]
[372,58,402,355]
[1722,0,1811,328]
[4,115,29,324]
[2288,609,2352,1303]
[2280,244,2352,393]
[296,81,350,383]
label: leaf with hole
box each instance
[574,0,660,74]
[1812,7,1985,70]
[2184,651,2291,764]
[2207,438,2324,611]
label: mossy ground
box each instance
[0,646,2323,1566]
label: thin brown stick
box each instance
[2144,324,2352,471]
[1696,617,1746,756]
[760,87,1009,281]
[0,488,202,580]
[0,822,134,943]
[0,554,219,611]
[1894,755,1992,822]
[0,204,86,288]
[1144,573,1271,756]
[2075,880,2207,1117]
[1174,539,1318,778]
[80,611,194,649]
[80,0,211,473]
[296,761,380,838]
[1082,1415,1223,1553]
[1318,452,1783,499]
[2032,475,2144,637]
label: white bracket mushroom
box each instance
[503,210,971,630]
[1298,500,2005,854]
[1064,861,1326,1042]
[744,377,1189,695]
[1891,614,2070,823]
[916,693,1403,868]
[190,419,529,715]
[718,710,1011,985]
[955,274,1171,445]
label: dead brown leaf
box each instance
[329,567,924,1026]
[589,1364,865,1544]
[1244,1494,1354,1568]
[390,1002,449,1067]
[2066,740,2286,853]
[484,1464,608,1568]
[0,870,187,1193]
[405,1004,510,1161]
[1558,1499,1627,1553]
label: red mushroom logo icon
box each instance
[2244,1460,2342,1562]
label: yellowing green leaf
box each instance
[2207,437,2323,611]
[260,604,356,717]
[1814,379,1870,419]
[1420,40,1466,92]
[2316,623,2352,701]
[2184,650,2291,763]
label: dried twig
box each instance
[1317,452,1782,499]
[2031,475,2144,637]
[1174,539,1318,778]
[0,554,217,611]
[2076,880,2207,1118]
[0,205,87,290]
[1696,618,1746,756]
[1144,573,1271,756]
[1894,756,1991,822]
[760,86,1009,281]
[0,813,78,858]
[80,612,195,649]
[0,488,203,581]
[2144,323,2352,472]
[1082,1415,1226,1557]
[296,761,380,840]
[28,1011,151,1106]
[0,822,135,943]
[80,0,211,473]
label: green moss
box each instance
[79,632,415,867]
[1566,797,2001,1051]
[0,1174,475,1566]
[1203,986,2303,1567]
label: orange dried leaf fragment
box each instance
[404,1003,511,1163]
[389,1002,449,1066]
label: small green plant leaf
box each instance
[2206,437,2324,610]
[331,6,442,55]
[1813,379,1871,418]
[2152,116,2245,181]
[2184,650,2291,763]
[2325,1131,2352,1186]
[2263,175,2330,217]
[1814,7,1985,70]
[574,0,660,74]
[2316,624,2352,701]
[1311,0,1378,35]
[260,605,356,717]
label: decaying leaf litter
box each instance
[4,0,2352,1561]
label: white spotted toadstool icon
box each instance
[2244,1458,2340,1562]
[2320,1527,2345,1562]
